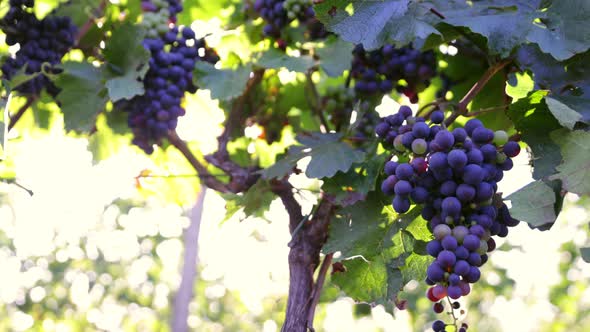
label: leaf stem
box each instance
[444,58,512,126]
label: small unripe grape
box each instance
[493,130,509,146]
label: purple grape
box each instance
[411,186,429,203]
[375,122,390,137]
[384,161,399,175]
[471,127,494,144]
[462,164,484,185]
[455,245,469,260]
[476,182,494,202]
[427,263,445,282]
[454,260,470,276]
[503,141,521,157]
[381,175,398,195]
[441,197,461,215]
[464,119,483,136]
[427,240,443,257]
[395,163,414,180]
[440,180,458,196]
[432,320,446,331]
[437,250,457,268]
[412,122,430,138]
[447,149,468,169]
[430,110,444,124]
[468,252,482,267]
[463,235,480,251]
[465,266,481,283]
[456,184,476,202]
[392,195,411,213]
[442,235,458,251]
[429,152,448,169]
[449,273,461,285]
[452,226,469,243]
[432,130,455,151]
[394,180,413,195]
[452,128,467,143]
[447,285,462,299]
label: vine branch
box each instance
[8,97,36,132]
[307,252,334,331]
[444,58,512,126]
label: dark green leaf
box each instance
[54,0,101,27]
[507,91,562,179]
[317,37,355,77]
[506,180,557,227]
[221,180,275,221]
[256,48,316,73]
[549,129,590,195]
[580,247,590,263]
[103,24,150,102]
[55,62,108,132]
[261,133,365,179]
[315,0,438,50]
[545,96,590,129]
[193,62,252,100]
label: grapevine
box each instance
[376,106,521,331]
[0,0,77,96]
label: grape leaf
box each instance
[220,180,275,221]
[317,36,355,77]
[193,62,252,100]
[54,0,102,27]
[549,129,590,195]
[545,96,590,129]
[103,24,150,102]
[507,91,562,179]
[261,133,365,179]
[55,61,108,132]
[314,0,439,50]
[315,1,589,60]
[322,152,387,206]
[328,202,431,309]
[581,247,590,263]
[506,180,557,228]
[256,48,316,73]
[544,97,585,130]
[525,0,590,61]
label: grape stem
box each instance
[416,98,447,118]
[75,0,107,46]
[306,252,334,331]
[444,58,512,126]
[305,69,331,133]
[464,103,512,117]
[445,296,459,329]
[8,96,37,132]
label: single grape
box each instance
[433,302,444,314]
[430,110,444,124]
[503,141,521,157]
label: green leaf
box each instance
[506,180,557,228]
[256,48,316,73]
[193,62,252,100]
[549,129,590,195]
[103,24,150,102]
[507,91,562,179]
[580,247,590,263]
[332,256,388,303]
[262,133,365,179]
[545,96,590,129]
[315,0,439,50]
[54,0,101,27]
[322,152,387,206]
[317,37,355,77]
[526,0,590,61]
[55,61,107,132]
[221,180,275,221]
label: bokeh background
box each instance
[1,2,590,332]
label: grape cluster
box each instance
[351,45,436,103]
[141,0,182,19]
[376,107,521,331]
[253,0,327,40]
[253,0,289,38]
[115,23,219,153]
[0,0,77,96]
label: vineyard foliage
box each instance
[0,0,589,330]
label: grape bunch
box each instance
[141,0,182,20]
[0,0,77,96]
[253,0,289,39]
[351,45,437,103]
[253,0,327,41]
[376,107,521,331]
[115,14,219,153]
